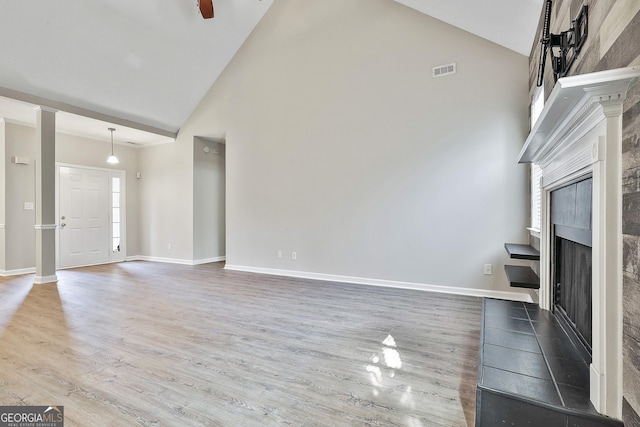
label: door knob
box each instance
[60,223,66,228]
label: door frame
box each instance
[55,163,127,269]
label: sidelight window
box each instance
[529,86,544,233]
[112,176,121,252]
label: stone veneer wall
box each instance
[528,0,640,424]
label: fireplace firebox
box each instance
[554,237,592,349]
[551,178,593,354]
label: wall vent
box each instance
[432,62,456,78]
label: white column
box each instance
[590,101,623,418]
[34,106,58,284]
[538,186,552,311]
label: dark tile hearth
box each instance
[475,298,623,427]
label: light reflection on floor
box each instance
[365,334,403,395]
[365,333,427,426]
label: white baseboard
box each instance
[127,255,226,266]
[224,264,534,303]
[130,256,194,265]
[57,260,117,270]
[193,256,226,265]
[34,274,58,284]
[0,267,36,277]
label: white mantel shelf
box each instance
[518,66,640,164]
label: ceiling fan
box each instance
[198,0,214,19]
[198,0,263,20]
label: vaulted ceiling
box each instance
[0,0,542,145]
[394,0,543,56]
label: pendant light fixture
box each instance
[107,127,119,164]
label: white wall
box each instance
[152,0,531,293]
[4,123,36,270]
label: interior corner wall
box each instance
[193,137,225,262]
[175,0,530,292]
[528,0,640,423]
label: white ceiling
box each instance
[393,0,543,56]
[0,0,274,145]
[0,0,542,146]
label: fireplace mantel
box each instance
[518,66,640,166]
[517,67,640,420]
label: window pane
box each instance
[113,238,120,252]
[113,223,120,238]
[531,164,542,230]
[112,192,120,208]
[529,86,544,233]
[531,86,544,128]
[112,177,120,193]
[112,207,120,223]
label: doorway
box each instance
[57,165,126,269]
[193,137,226,263]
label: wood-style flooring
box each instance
[0,261,482,426]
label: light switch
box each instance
[24,202,34,210]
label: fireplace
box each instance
[518,67,640,419]
[551,178,593,353]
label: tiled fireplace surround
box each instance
[518,67,640,418]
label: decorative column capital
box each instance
[599,99,624,118]
[34,105,58,114]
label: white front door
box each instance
[58,166,110,268]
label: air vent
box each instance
[432,62,457,78]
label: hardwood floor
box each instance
[0,262,482,426]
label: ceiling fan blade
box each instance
[199,0,214,19]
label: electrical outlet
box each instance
[292,252,297,260]
[277,250,282,258]
[484,264,492,275]
[168,243,172,250]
